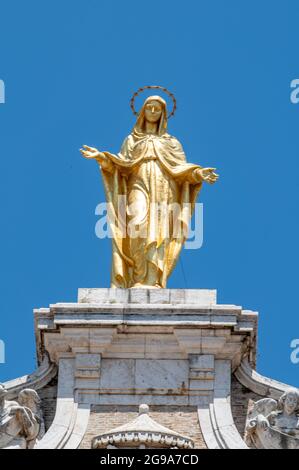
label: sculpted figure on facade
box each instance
[0,383,44,449]
[246,388,299,449]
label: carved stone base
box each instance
[3,288,297,449]
[31,288,256,448]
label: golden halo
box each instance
[130,85,177,119]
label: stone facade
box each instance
[37,376,266,449]
[2,288,297,449]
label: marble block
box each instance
[77,288,217,305]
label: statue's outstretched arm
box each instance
[192,167,219,184]
[80,145,114,173]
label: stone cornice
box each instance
[234,358,293,399]
[34,290,257,369]
[3,354,57,400]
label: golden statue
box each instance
[80,86,218,288]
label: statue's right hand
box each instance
[80,145,105,161]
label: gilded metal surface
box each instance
[81,95,218,288]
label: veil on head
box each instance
[133,95,168,136]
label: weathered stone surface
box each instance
[0,384,44,449]
[189,355,214,371]
[100,359,135,390]
[30,288,261,449]
[198,360,248,449]
[231,376,262,444]
[7,286,299,450]
[98,358,189,394]
[245,388,299,449]
[135,359,188,391]
[77,288,217,305]
[38,377,58,432]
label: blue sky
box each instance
[0,0,299,386]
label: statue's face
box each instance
[144,100,163,123]
[284,391,298,415]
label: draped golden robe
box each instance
[99,96,204,288]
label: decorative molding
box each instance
[35,358,90,449]
[198,360,248,449]
[35,289,257,370]
[3,354,57,400]
[234,358,293,399]
[92,404,194,449]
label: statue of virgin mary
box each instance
[81,94,218,288]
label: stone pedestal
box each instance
[30,288,256,448]
[4,288,295,449]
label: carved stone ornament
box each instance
[0,383,45,449]
[246,388,299,449]
[92,404,194,449]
